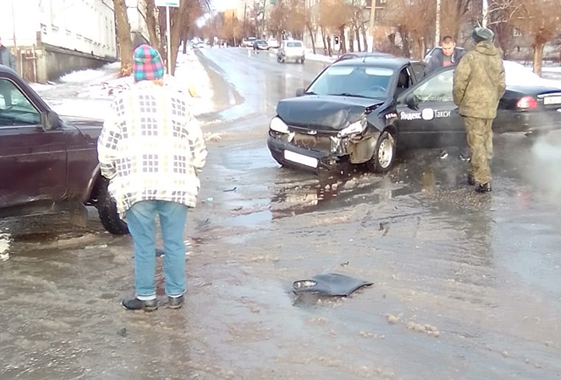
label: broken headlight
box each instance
[337,118,367,138]
[270,117,289,133]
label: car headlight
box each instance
[337,118,367,138]
[270,117,289,133]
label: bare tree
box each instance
[286,0,306,40]
[383,0,435,58]
[144,0,165,57]
[511,0,561,75]
[304,1,319,54]
[319,0,351,55]
[440,0,472,40]
[164,0,208,75]
[113,0,134,76]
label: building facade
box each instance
[0,0,117,83]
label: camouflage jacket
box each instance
[453,41,506,119]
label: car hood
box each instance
[60,114,104,142]
[277,95,384,131]
[60,114,104,128]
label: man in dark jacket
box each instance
[426,36,465,74]
[0,37,16,70]
[453,27,506,193]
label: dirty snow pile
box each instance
[0,233,10,261]
[31,48,214,119]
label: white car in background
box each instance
[277,40,306,64]
[267,38,280,49]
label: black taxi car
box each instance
[267,57,561,172]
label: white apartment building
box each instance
[0,0,117,82]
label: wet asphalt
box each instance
[1,47,561,379]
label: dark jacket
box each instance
[453,41,506,119]
[426,47,465,74]
[0,45,16,70]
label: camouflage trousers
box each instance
[464,117,493,185]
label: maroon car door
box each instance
[0,78,66,208]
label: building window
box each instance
[379,0,386,4]
[513,28,522,37]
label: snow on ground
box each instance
[0,233,10,261]
[32,48,215,120]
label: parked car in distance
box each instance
[0,65,128,235]
[267,38,280,49]
[277,40,306,64]
[253,39,269,51]
[241,37,257,48]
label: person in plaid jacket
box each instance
[98,44,207,311]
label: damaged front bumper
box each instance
[267,129,379,172]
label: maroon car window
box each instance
[0,79,41,126]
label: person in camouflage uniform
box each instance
[453,27,506,193]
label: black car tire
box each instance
[366,131,396,173]
[97,178,129,235]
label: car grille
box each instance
[292,132,332,152]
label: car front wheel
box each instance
[96,178,129,235]
[366,131,396,173]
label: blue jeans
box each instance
[126,201,188,300]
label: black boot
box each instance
[467,173,475,186]
[475,183,492,193]
[121,297,158,312]
[168,295,184,309]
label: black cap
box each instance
[472,27,495,43]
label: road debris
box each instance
[406,321,441,337]
[293,273,373,297]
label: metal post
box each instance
[368,0,376,52]
[435,0,441,47]
[482,0,488,27]
[166,5,172,74]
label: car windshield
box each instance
[287,42,302,48]
[306,65,394,98]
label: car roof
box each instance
[330,56,411,70]
[0,64,17,75]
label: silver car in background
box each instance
[277,40,306,64]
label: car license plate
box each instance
[284,150,318,168]
[544,96,561,105]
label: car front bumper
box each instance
[267,132,343,172]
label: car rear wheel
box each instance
[97,178,129,235]
[366,131,396,173]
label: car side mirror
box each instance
[296,88,305,97]
[405,93,419,110]
[41,110,60,131]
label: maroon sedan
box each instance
[0,64,127,235]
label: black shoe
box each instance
[475,183,492,193]
[168,295,184,309]
[121,297,158,312]
[467,173,476,186]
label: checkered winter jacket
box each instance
[98,80,207,218]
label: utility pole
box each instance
[368,0,376,52]
[435,0,441,47]
[482,0,488,27]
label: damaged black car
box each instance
[267,57,561,172]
